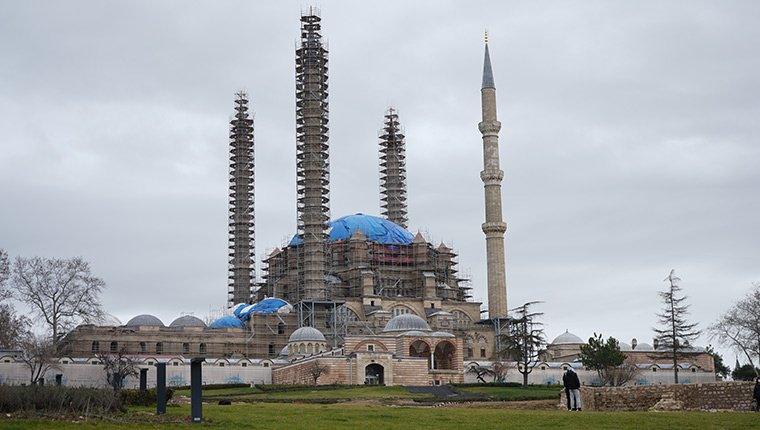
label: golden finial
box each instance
[484,30,489,44]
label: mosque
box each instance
[44,10,717,388]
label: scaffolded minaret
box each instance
[379,107,408,229]
[295,10,330,300]
[479,33,508,319]
[228,91,255,306]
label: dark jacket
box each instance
[563,371,581,390]
[754,382,760,400]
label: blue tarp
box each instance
[209,315,245,328]
[289,213,414,246]
[237,298,292,320]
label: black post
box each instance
[156,362,167,415]
[190,358,205,423]
[139,368,148,393]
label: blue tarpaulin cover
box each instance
[236,298,292,320]
[289,213,414,246]
[209,315,245,328]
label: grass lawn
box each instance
[174,385,432,401]
[3,402,759,430]
[456,384,561,401]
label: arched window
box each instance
[277,323,285,335]
[465,336,474,358]
[199,343,207,354]
[91,341,100,353]
[156,342,163,354]
[139,342,146,353]
[109,341,118,352]
[478,337,488,358]
[391,306,415,317]
[182,343,190,354]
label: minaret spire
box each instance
[379,107,408,228]
[478,37,508,319]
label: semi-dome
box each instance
[635,343,654,351]
[170,315,207,328]
[289,213,414,246]
[383,314,431,333]
[125,314,165,327]
[289,326,326,342]
[551,330,584,345]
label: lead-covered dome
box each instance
[289,213,414,246]
[551,330,584,345]
[170,315,207,328]
[125,314,165,327]
[383,314,431,333]
[289,326,326,342]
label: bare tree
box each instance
[98,348,139,391]
[709,282,760,377]
[0,249,29,349]
[307,360,329,385]
[467,364,493,383]
[653,269,701,384]
[19,334,60,384]
[11,256,105,345]
[501,301,545,387]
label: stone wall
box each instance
[563,381,756,411]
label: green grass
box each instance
[456,384,561,401]
[176,384,432,401]
[4,403,760,430]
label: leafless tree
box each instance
[0,248,10,299]
[709,282,760,377]
[501,301,545,387]
[19,334,60,385]
[11,256,105,345]
[307,360,329,385]
[653,269,701,384]
[467,363,493,383]
[98,348,139,391]
[0,249,29,349]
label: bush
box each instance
[119,387,174,406]
[0,385,123,414]
[172,382,249,391]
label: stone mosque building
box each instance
[45,10,717,388]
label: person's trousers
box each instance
[569,389,582,410]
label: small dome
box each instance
[399,330,430,337]
[635,343,653,351]
[125,314,165,327]
[88,313,122,327]
[279,345,289,356]
[170,315,207,328]
[551,330,584,345]
[288,326,326,342]
[619,342,633,351]
[431,331,456,338]
[383,314,431,333]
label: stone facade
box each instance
[564,381,757,412]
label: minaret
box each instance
[479,33,508,319]
[228,91,255,306]
[295,9,330,300]
[379,107,408,228]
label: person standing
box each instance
[753,377,760,411]
[563,367,582,411]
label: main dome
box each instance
[550,330,584,345]
[289,213,414,246]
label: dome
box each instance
[170,315,207,328]
[635,343,653,351]
[125,314,165,327]
[88,313,122,327]
[619,342,633,351]
[289,213,414,246]
[288,326,326,342]
[551,330,584,345]
[432,331,456,338]
[399,330,430,337]
[383,314,431,333]
[279,345,289,356]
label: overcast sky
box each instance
[1,1,758,355]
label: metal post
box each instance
[139,368,148,393]
[156,363,167,415]
[190,358,205,423]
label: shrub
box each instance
[119,387,174,406]
[0,385,123,414]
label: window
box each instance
[199,343,207,354]
[242,362,248,367]
[91,341,100,353]
[268,343,275,355]
[173,362,179,366]
[62,360,69,364]
[182,343,190,354]
[466,347,473,358]
[652,367,657,372]
[691,368,697,373]
[139,342,146,353]
[541,366,546,370]
[367,344,375,352]
[219,362,225,367]
[480,347,486,358]
[91,360,100,365]
[277,323,285,335]
[263,362,270,368]
[156,342,163,354]
[110,341,118,352]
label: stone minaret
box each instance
[228,91,255,306]
[379,107,408,228]
[479,33,508,319]
[295,10,330,300]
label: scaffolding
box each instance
[379,107,408,229]
[295,10,330,302]
[227,91,255,306]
